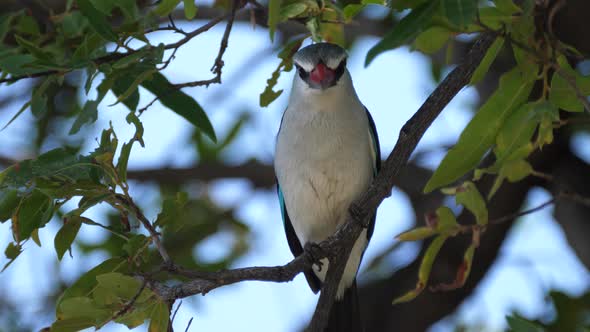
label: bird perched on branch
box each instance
[274,42,381,332]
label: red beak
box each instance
[309,62,335,85]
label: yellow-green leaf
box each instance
[435,206,459,232]
[154,0,181,16]
[413,26,451,54]
[455,181,488,225]
[550,71,584,113]
[396,226,436,241]
[393,235,447,304]
[493,0,521,15]
[424,67,534,192]
[148,301,170,332]
[268,0,282,42]
[55,216,82,260]
[494,102,537,163]
[57,258,127,316]
[470,37,504,85]
[183,0,197,19]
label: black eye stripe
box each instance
[296,65,309,80]
[334,59,346,81]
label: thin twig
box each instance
[171,300,183,324]
[488,198,556,225]
[184,318,194,332]
[172,0,238,89]
[138,96,159,116]
[115,194,172,265]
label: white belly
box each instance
[275,102,374,296]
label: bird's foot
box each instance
[303,242,326,272]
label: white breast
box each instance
[274,74,375,296]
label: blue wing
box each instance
[365,107,381,240]
[277,184,322,293]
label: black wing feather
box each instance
[277,184,322,293]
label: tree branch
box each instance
[134,33,496,331]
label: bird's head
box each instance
[293,43,348,90]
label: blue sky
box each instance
[0,17,589,332]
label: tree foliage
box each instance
[0,0,589,331]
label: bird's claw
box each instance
[303,242,326,271]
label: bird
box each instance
[274,42,381,332]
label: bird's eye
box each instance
[334,59,346,80]
[296,65,308,80]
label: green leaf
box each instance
[110,68,156,107]
[550,71,584,113]
[148,301,170,332]
[58,296,110,321]
[0,148,104,191]
[413,26,451,54]
[477,6,510,30]
[14,35,54,61]
[154,0,181,16]
[155,191,188,228]
[123,234,150,258]
[280,3,307,20]
[494,102,537,162]
[512,44,538,83]
[62,11,89,39]
[435,206,459,231]
[57,257,127,316]
[16,189,54,240]
[494,0,522,15]
[343,4,364,21]
[16,14,40,36]
[77,0,118,42]
[111,73,140,111]
[424,67,534,192]
[455,182,488,225]
[1,100,30,131]
[503,159,532,182]
[442,0,477,28]
[506,315,545,332]
[55,216,82,260]
[141,72,216,142]
[72,32,105,61]
[125,112,145,147]
[117,142,132,183]
[69,99,99,134]
[0,189,19,222]
[470,37,504,85]
[0,54,39,76]
[365,1,439,66]
[533,102,558,148]
[50,317,95,332]
[183,0,198,19]
[2,242,22,271]
[268,0,282,42]
[96,272,142,299]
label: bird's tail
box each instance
[325,280,363,332]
